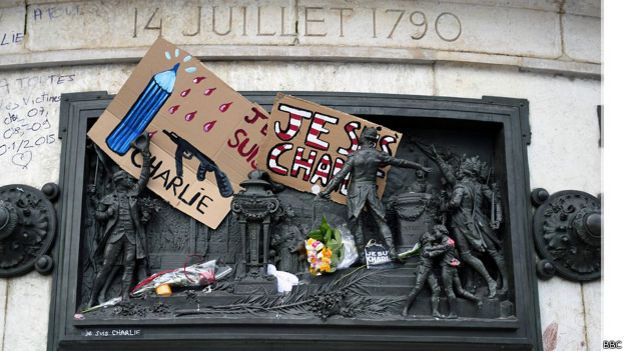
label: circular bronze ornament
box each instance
[532,189,601,282]
[0,183,59,278]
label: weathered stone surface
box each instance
[582,281,601,350]
[0,5,26,54]
[563,14,601,63]
[442,0,559,12]
[538,279,587,351]
[0,44,601,79]
[0,1,23,9]
[0,279,6,350]
[24,0,563,59]
[25,0,299,51]
[0,64,133,187]
[27,1,148,51]
[165,0,298,46]
[3,273,51,351]
[26,0,77,4]
[564,0,601,17]
[206,61,434,95]
[434,62,601,195]
[0,0,600,77]
[296,0,562,59]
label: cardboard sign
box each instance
[88,38,269,229]
[258,94,402,204]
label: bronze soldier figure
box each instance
[441,156,507,298]
[318,127,431,260]
[87,133,151,307]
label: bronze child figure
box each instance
[401,230,443,318]
[87,133,152,307]
[428,224,482,319]
[403,224,480,318]
[318,127,431,261]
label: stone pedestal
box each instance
[393,192,433,252]
[230,170,280,295]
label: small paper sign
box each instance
[364,242,394,269]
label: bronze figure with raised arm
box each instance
[317,127,431,262]
[417,140,508,298]
[87,133,152,307]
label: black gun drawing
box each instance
[162,129,234,198]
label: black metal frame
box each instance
[48,91,541,351]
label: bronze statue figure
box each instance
[318,127,431,260]
[405,167,433,194]
[87,133,152,307]
[271,205,306,274]
[401,229,443,318]
[430,225,481,318]
[434,152,507,298]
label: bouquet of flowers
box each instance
[130,259,232,297]
[305,217,357,275]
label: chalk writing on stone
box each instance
[0,32,24,47]
[32,4,101,22]
[0,71,77,170]
[81,329,142,337]
[0,74,75,96]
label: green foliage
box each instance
[307,216,345,271]
[307,229,324,241]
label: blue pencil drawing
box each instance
[106,47,198,155]
[106,63,179,155]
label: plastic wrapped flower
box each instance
[305,217,344,275]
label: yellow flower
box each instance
[319,263,331,272]
[322,248,332,258]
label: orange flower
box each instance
[322,248,332,258]
[319,263,331,272]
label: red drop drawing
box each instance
[203,120,217,133]
[168,105,180,114]
[180,88,191,97]
[184,111,197,121]
[148,130,158,138]
[204,87,216,96]
[219,102,233,112]
[193,76,206,84]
